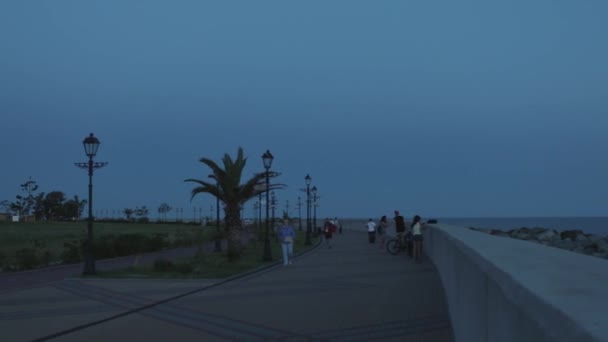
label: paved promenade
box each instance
[0,230,453,341]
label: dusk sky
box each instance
[1,1,607,220]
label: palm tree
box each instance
[185,147,282,261]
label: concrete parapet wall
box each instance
[424,224,607,342]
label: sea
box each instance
[436,217,608,236]
[341,217,608,236]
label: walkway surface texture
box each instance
[0,230,453,341]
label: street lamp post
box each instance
[305,174,312,245]
[262,150,274,261]
[296,196,302,231]
[209,175,222,252]
[312,186,318,234]
[74,133,108,275]
[258,192,262,232]
[271,191,277,239]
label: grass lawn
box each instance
[95,230,319,279]
[0,221,214,269]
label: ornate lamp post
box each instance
[74,133,108,275]
[209,175,222,252]
[271,191,277,236]
[258,192,262,231]
[262,150,274,261]
[285,200,289,218]
[253,201,259,227]
[296,196,302,231]
[304,174,312,245]
[312,186,318,234]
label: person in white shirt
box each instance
[366,218,377,244]
[411,215,425,262]
[334,217,342,234]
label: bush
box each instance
[153,258,174,272]
[15,248,39,270]
[61,240,83,263]
[153,258,193,274]
[0,251,6,270]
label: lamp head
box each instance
[82,133,100,158]
[262,150,274,170]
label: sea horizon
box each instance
[338,216,608,236]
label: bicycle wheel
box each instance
[386,239,400,255]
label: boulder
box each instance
[490,229,510,238]
[536,229,558,242]
[596,240,608,253]
[582,243,600,255]
[514,231,533,240]
[469,227,492,234]
[560,230,583,241]
[553,239,576,251]
[530,227,548,235]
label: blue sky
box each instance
[1,1,607,220]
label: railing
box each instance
[423,224,607,342]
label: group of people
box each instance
[366,211,425,262]
[277,217,342,266]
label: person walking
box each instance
[323,218,336,248]
[366,218,377,243]
[378,215,389,249]
[334,217,342,234]
[278,219,296,266]
[411,215,425,262]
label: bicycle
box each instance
[386,233,412,255]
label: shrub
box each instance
[153,259,174,272]
[15,248,39,270]
[61,240,83,264]
[0,251,6,270]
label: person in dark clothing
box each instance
[393,210,406,240]
[394,210,412,257]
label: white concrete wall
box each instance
[424,223,608,342]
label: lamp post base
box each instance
[82,254,96,275]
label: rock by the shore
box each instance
[468,226,608,259]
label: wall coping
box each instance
[429,223,608,341]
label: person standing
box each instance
[366,218,377,243]
[411,215,424,262]
[278,219,296,266]
[323,218,335,248]
[393,210,406,243]
[378,215,389,249]
[334,217,342,234]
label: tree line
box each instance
[0,178,86,220]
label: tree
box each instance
[0,200,9,212]
[134,206,149,222]
[135,206,149,218]
[158,203,172,221]
[9,177,39,218]
[185,147,282,261]
[33,192,46,221]
[63,195,87,219]
[123,208,135,220]
[43,191,66,220]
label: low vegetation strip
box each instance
[0,221,214,271]
[0,222,319,276]
[95,230,317,279]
